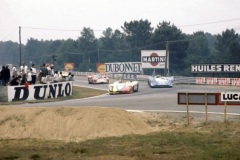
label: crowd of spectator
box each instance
[0,63,74,86]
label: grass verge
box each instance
[0,122,240,160]
[0,86,240,159]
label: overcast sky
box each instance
[1,0,240,44]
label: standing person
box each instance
[46,64,52,75]
[31,64,37,84]
[53,70,59,82]
[27,69,32,84]
[0,66,4,85]
[20,73,27,85]
[12,65,18,77]
[2,65,10,85]
[67,72,74,81]
[58,71,63,82]
[50,64,54,76]
[39,63,48,84]
[20,62,28,75]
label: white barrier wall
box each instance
[4,81,73,102]
[195,77,240,86]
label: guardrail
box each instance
[71,71,240,86]
[72,72,199,84]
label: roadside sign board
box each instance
[141,50,166,69]
[178,93,217,105]
[221,92,240,101]
[178,92,240,105]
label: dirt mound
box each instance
[0,107,155,142]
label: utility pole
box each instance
[19,26,22,67]
[51,53,57,73]
[98,49,100,63]
[164,41,169,76]
[52,53,57,66]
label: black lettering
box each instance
[223,94,228,100]
[233,94,238,100]
[48,84,58,98]
[34,85,48,99]
[12,87,29,101]
[114,64,119,72]
[65,83,71,96]
[119,64,124,72]
[227,94,233,100]
[57,83,64,97]
[125,63,131,72]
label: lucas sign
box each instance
[141,50,166,69]
[221,92,240,101]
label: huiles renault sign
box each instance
[191,64,240,73]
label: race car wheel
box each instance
[148,80,153,88]
[129,87,134,94]
[134,84,139,92]
[88,78,92,84]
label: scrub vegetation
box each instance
[0,86,239,159]
[0,122,239,160]
[1,21,240,76]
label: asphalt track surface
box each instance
[18,76,240,115]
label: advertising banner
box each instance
[221,92,240,102]
[191,64,240,73]
[105,62,141,73]
[64,63,74,71]
[195,77,240,86]
[96,63,106,74]
[7,81,73,102]
[141,50,166,68]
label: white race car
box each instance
[108,80,139,95]
[147,75,174,88]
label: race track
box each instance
[18,76,240,115]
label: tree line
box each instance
[0,20,240,76]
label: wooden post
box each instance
[186,93,189,125]
[164,41,169,76]
[224,101,227,123]
[19,26,22,67]
[98,49,100,63]
[205,93,208,123]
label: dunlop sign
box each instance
[7,81,73,102]
[105,62,141,73]
[221,92,240,101]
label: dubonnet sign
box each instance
[105,62,141,73]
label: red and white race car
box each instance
[87,74,109,84]
[108,80,139,95]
